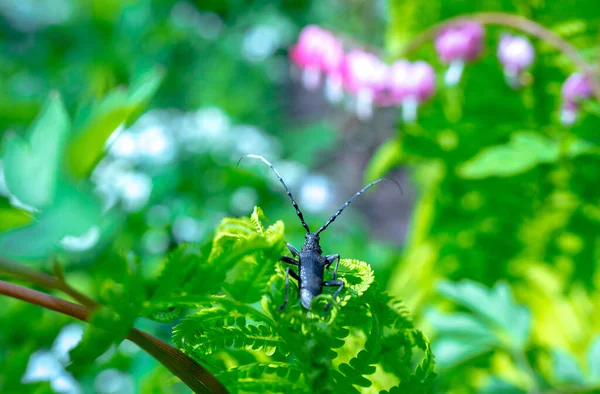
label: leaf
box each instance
[215,207,286,303]
[588,336,600,382]
[552,349,585,384]
[2,93,69,208]
[0,185,105,259]
[481,377,527,394]
[216,362,305,394]
[70,253,144,365]
[67,68,164,179]
[458,132,594,179]
[338,258,375,300]
[174,309,288,359]
[0,196,34,233]
[168,207,435,393]
[364,138,403,183]
[437,280,531,349]
[432,336,493,368]
[149,244,206,303]
[425,308,497,342]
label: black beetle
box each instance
[239,154,400,312]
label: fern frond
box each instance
[168,207,436,393]
[250,206,266,235]
[334,300,384,392]
[151,244,204,299]
[265,220,285,243]
[219,362,302,380]
[148,307,182,323]
[339,258,375,298]
[225,379,308,394]
[173,308,288,359]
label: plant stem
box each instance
[0,257,97,308]
[0,279,89,321]
[0,261,230,394]
[510,348,540,394]
[396,12,600,99]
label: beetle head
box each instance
[302,232,322,253]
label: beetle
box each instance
[239,154,400,312]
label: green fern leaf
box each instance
[217,361,305,393]
[173,308,288,359]
[250,206,266,235]
[168,207,436,393]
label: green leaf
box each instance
[67,68,164,179]
[588,336,600,382]
[552,349,585,384]
[0,185,105,259]
[2,93,69,208]
[482,377,527,394]
[425,308,497,342]
[432,337,493,368]
[174,308,288,359]
[216,362,305,393]
[364,138,403,183]
[437,280,531,349]
[0,197,34,232]
[458,132,594,179]
[169,207,435,393]
[70,253,144,365]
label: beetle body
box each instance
[239,154,399,312]
[298,233,325,309]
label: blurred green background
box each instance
[0,0,599,393]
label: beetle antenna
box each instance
[238,154,311,233]
[316,178,402,235]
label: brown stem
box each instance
[0,266,229,394]
[0,257,97,308]
[395,12,600,98]
[0,279,89,321]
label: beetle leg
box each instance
[325,254,340,279]
[286,243,300,257]
[278,267,299,311]
[280,256,299,266]
[323,279,344,312]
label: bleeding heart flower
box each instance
[384,60,436,123]
[497,34,535,88]
[289,25,344,96]
[560,72,594,125]
[341,50,388,120]
[435,21,485,86]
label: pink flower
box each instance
[435,21,485,63]
[560,72,594,125]
[383,60,436,122]
[340,50,388,120]
[341,50,387,94]
[387,60,436,103]
[289,25,344,92]
[497,34,534,88]
[435,21,485,86]
[498,34,534,75]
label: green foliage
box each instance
[458,132,594,179]
[380,2,600,392]
[0,69,163,260]
[426,280,531,369]
[427,280,600,393]
[67,68,164,179]
[2,93,69,209]
[70,253,145,365]
[365,138,403,184]
[0,196,33,232]
[166,207,436,393]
